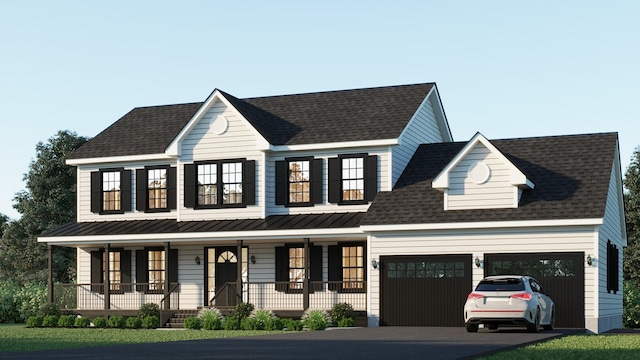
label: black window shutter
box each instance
[121,250,132,292]
[275,246,288,292]
[243,160,256,206]
[167,167,177,210]
[90,172,101,213]
[169,249,179,285]
[275,161,287,205]
[327,245,341,291]
[184,164,196,208]
[90,250,103,293]
[365,155,378,201]
[328,158,341,203]
[311,159,323,204]
[310,245,323,292]
[121,170,132,212]
[136,169,147,212]
[136,250,149,293]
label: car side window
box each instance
[529,279,541,293]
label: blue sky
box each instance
[0,1,638,219]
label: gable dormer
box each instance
[432,133,534,210]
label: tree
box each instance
[623,146,640,283]
[0,130,88,284]
[0,213,8,238]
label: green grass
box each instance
[479,334,640,360]
[0,324,287,352]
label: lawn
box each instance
[480,334,640,360]
[0,324,287,352]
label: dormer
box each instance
[432,133,534,210]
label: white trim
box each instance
[267,139,398,152]
[67,153,176,166]
[38,227,365,244]
[361,218,603,232]
[432,132,534,190]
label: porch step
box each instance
[164,309,199,328]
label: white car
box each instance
[463,275,555,332]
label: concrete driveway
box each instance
[1,327,580,360]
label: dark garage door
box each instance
[380,254,472,326]
[484,252,584,328]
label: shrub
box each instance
[126,316,142,329]
[223,316,241,330]
[0,281,47,323]
[108,315,125,328]
[624,280,640,328]
[42,315,60,327]
[241,317,259,330]
[93,316,107,328]
[184,317,201,330]
[301,309,332,331]
[282,318,303,331]
[265,317,284,330]
[75,316,90,328]
[250,309,276,330]
[330,303,354,324]
[233,302,254,319]
[200,308,223,330]
[26,315,43,327]
[39,303,61,317]
[0,281,18,322]
[337,317,354,327]
[58,315,76,328]
[141,315,159,329]
[138,303,160,319]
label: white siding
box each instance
[179,100,264,221]
[447,144,516,210]
[595,163,625,332]
[368,226,598,330]
[265,148,391,216]
[392,93,446,187]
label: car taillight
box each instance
[467,293,484,300]
[510,293,532,301]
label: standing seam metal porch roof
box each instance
[68,83,435,159]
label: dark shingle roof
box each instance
[69,83,435,159]
[361,132,619,225]
[41,212,365,237]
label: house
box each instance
[38,83,626,333]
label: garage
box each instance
[380,254,472,326]
[484,252,584,328]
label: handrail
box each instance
[160,283,180,306]
[209,282,242,306]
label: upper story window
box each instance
[184,159,255,209]
[275,157,323,207]
[135,166,176,213]
[329,154,378,204]
[91,168,132,214]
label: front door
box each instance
[206,247,238,307]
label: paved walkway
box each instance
[0,327,581,360]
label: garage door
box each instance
[484,252,584,328]
[380,254,472,326]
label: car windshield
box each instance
[475,278,525,292]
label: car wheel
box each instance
[527,309,540,333]
[543,308,555,330]
[488,324,499,330]
[466,324,479,332]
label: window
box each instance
[275,158,323,206]
[90,249,131,293]
[184,160,255,208]
[136,249,178,293]
[274,245,322,292]
[91,169,132,214]
[328,243,366,292]
[135,167,176,212]
[607,240,619,293]
[328,154,377,204]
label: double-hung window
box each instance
[90,249,131,293]
[329,154,377,204]
[91,168,132,214]
[328,242,366,293]
[275,244,322,293]
[135,248,178,294]
[184,160,255,208]
[275,157,323,206]
[148,250,165,291]
[135,166,176,212]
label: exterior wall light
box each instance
[195,256,201,265]
[250,255,256,264]
[371,259,378,269]
[475,256,481,268]
[587,254,592,266]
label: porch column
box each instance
[303,238,310,310]
[47,245,54,304]
[164,242,170,310]
[236,240,243,302]
[104,243,110,310]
